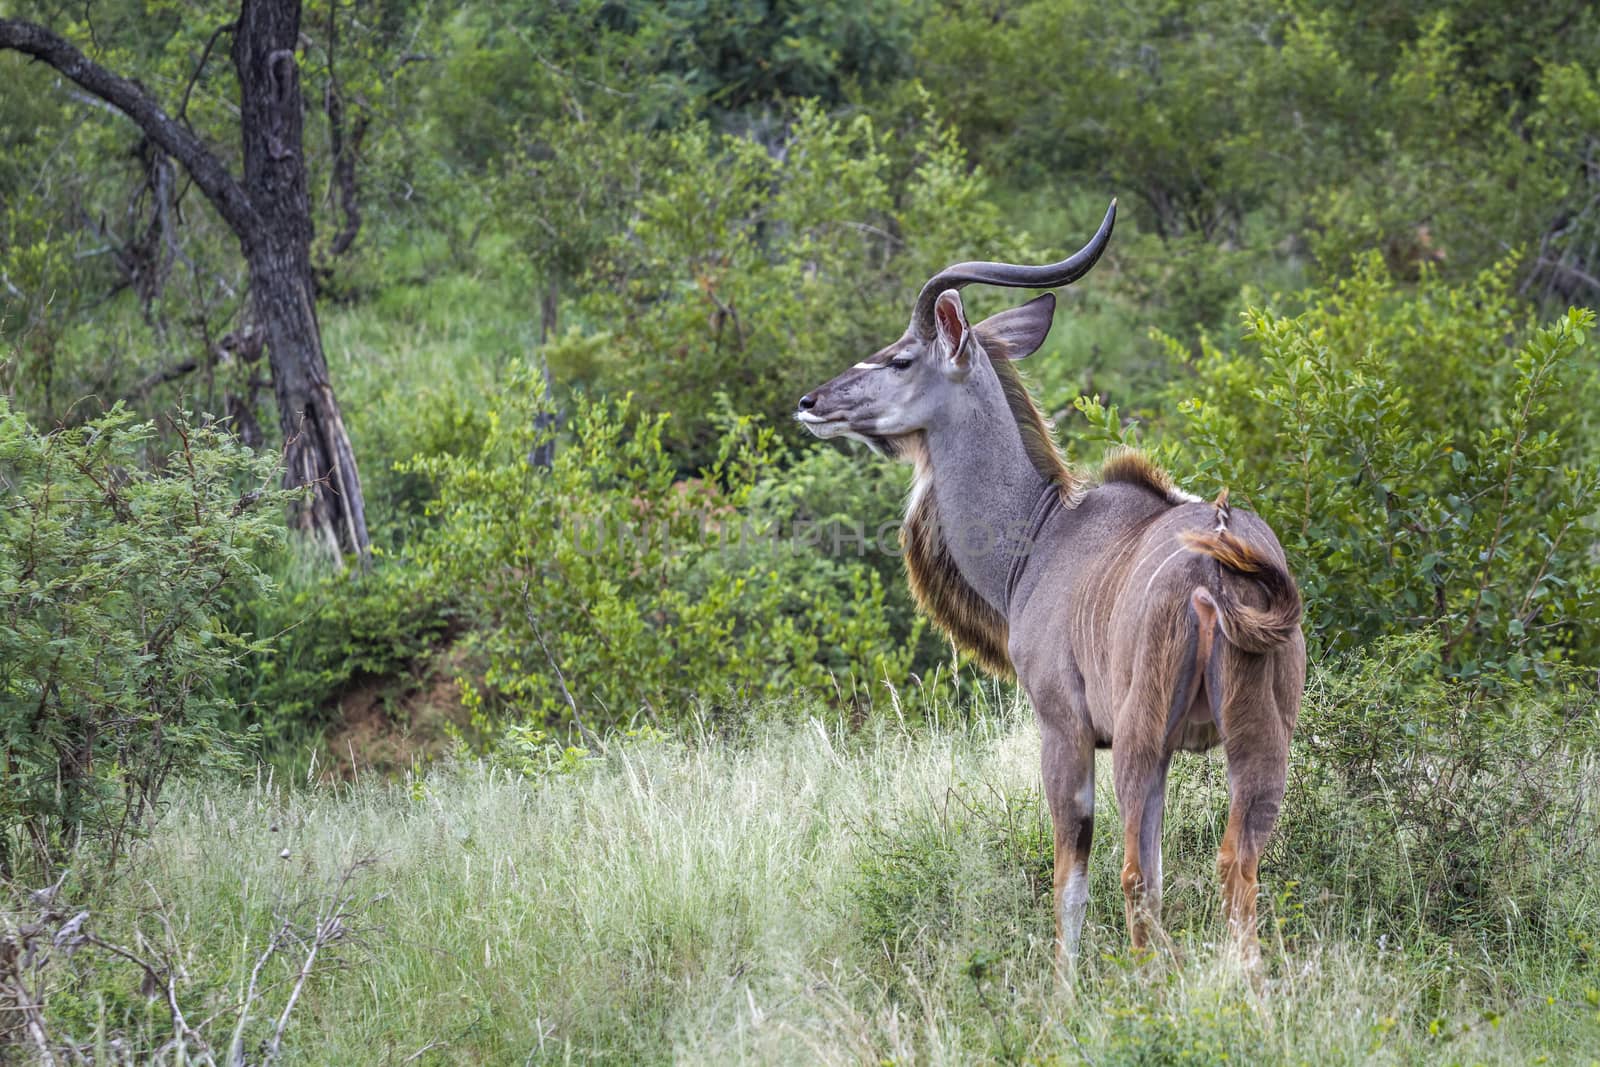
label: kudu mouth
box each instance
[795,382,908,457]
[794,397,895,453]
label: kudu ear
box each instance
[933,289,972,373]
[973,292,1056,360]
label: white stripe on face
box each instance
[852,361,886,370]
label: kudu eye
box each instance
[888,357,914,370]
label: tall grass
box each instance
[35,686,1600,1065]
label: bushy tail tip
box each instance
[1181,530,1302,652]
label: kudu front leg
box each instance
[1039,717,1095,967]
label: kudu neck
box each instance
[920,363,1053,615]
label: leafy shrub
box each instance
[1,191,88,416]
[401,362,918,731]
[915,1,1596,309]
[227,556,457,746]
[915,0,1283,243]
[1278,636,1600,950]
[0,402,285,874]
[1166,256,1600,680]
[434,0,919,172]
[1091,995,1268,1067]
[565,101,1035,469]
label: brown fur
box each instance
[1099,446,1196,505]
[1181,529,1303,652]
[897,436,1016,677]
[991,356,1082,503]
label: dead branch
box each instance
[0,18,257,236]
[0,853,378,1065]
[261,857,373,1064]
[178,21,238,127]
[321,0,366,258]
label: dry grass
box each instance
[18,690,1597,1065]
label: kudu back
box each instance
[798,201,1306,965]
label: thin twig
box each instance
[401,1040,445,1063]
[226,922,288,1067]
[177,22,236,127]
[520,584,605,753]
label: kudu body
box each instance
[798,202,1306,963]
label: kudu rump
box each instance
[797,202,1306,964]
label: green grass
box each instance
[26,693,1600,1065]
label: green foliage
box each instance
[917,0,1282,241]
[490,113,672,341]
[1523,59,1600,309]
[401,362,917,731]
[0,401,285,874]
[914,0,1598,318]
[228,555,455,745]
[1291,15,1562,285]
[658,0,923,112]
[432,0,920,171]
[1282,636,1600,946]
[0,191,83,409]
[483,720,668,781]
[1169,256,1600,679]
[570,101,1033,467]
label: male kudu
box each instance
[797,202,1306,964]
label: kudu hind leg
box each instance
[1039,717,1096,965]
[1216,676,1290,963]
[1111,609,1200,954]
[1112,737,1171,951]
[1217,779,1283,963]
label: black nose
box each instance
[798,393,817,411]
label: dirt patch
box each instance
[322,645,475,779]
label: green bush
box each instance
[433,0,919,171]
[1279,636,1600,950]
[401,362,919,732]
[227,555,456,746]
[0,402,285,874]
[561,101,1035,468]
[1165,256,1600,680]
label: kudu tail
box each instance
[1181,530,1302,653]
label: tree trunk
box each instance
[0,5,370,563]
[540,279,559,343]
[233,0,369,559]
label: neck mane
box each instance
[989,354,1084,506]
[895,356,1082,679]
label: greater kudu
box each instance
[797,202,1306,964]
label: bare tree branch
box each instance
[127,355,205,396]
[321,0,364,257]
[178,21,238,127]
[0,17,257,237]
